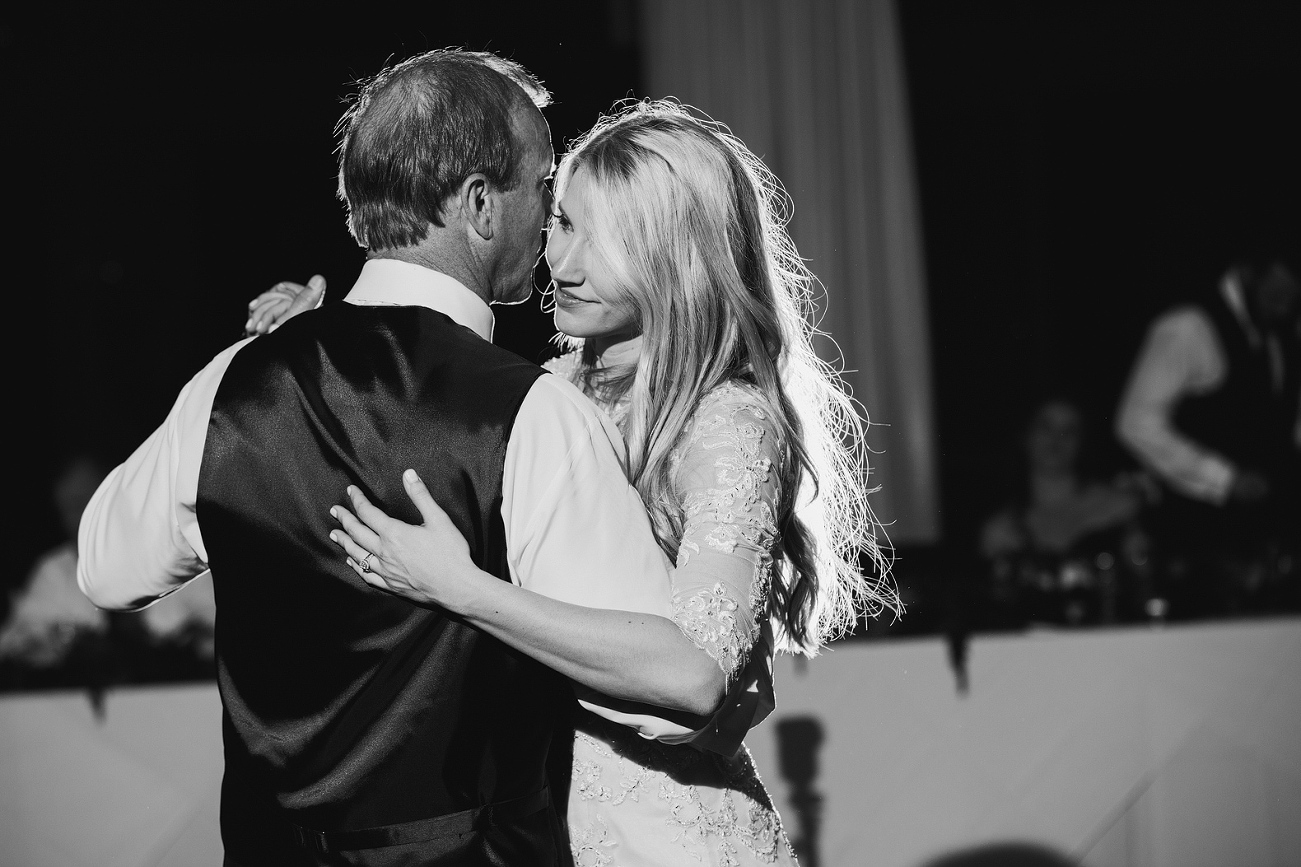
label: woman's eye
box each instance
[550,212,572,232]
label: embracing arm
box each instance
[664,387,781,691]
[332,384,786,726]
[331,375,727,718]
[78,340,251,609]
[334,474,722,716]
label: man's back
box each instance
[199,302,562,865]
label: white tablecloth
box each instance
[2,618,1298,867]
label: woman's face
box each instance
[1026,401,1082,475]
[545,167,639,341]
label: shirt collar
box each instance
[1219,271,1261,349]
[344,258,495,342]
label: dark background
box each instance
[5,2,1299,628]
[900,1,1300,564]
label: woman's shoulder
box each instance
[679,380,783,457]
[692,380,777,427]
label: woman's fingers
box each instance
[256,281,308,303]
[244,277,324,335]
[330,504,383,560]
[331,529,371,569]
[402,469,446,527]
[305,275,327,307]
[279,275,326,325]
[248,297,291,334]
[347,485,400,537]
[327,522,385,583]
[245,287,294,333]
[247,284,301,311]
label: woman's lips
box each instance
[555,288,591,307]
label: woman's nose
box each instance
[546,240,580,285]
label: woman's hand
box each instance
[329,469,482,612]
[245,274,327,336]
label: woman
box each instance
[978,398,1154,626]
[261,100,896,866]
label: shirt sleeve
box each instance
[502,374,673,613]
[503,374,699,740]
[1115,307,1237,504]
[77,339,253,610]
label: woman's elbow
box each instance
[671,662,727,717]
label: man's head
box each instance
[1232,259,1299,330]
[336,49,554,304]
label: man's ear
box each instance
[458,173,495,241]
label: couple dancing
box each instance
[79,49,895,866]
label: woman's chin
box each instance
[553,309,599,339]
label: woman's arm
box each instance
[331,471,725,716]
[664,389,781,688]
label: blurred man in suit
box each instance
[1116,258,1299,615]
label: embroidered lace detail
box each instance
[569,715,795,866]
[669,383,781,684]
[673,582,742,672]
[570,813,615,867]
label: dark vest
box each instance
[1172,291,1300,474]
[1161,290,1301,546]
[197,303,564,866]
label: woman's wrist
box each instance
[438,564,502,618]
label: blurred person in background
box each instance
[979,398,1155,628]
[1116,259,1300,617]
[0,452,216,690]
[0,454,112,683]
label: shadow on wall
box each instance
[921,841,1078,867]
[776,716,826,867]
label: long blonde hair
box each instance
[554,100,899,653]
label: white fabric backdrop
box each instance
[639,0,941,543]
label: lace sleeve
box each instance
[670,385,782,687]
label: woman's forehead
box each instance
[557,165,595,209]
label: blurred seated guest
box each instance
[979,399,1154,627]
[138,574,216,661]
[0,453,216,690]
[1115,258,1300,616]
[0,455,111,677]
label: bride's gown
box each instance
[545,353,798,867]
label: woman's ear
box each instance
[458,173,495,240]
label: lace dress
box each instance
[544,353,797,867]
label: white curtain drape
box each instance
[639,0,941,543]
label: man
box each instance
[79,50,680,866]
[1115,258,1300,613]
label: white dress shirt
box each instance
[78,258,686,737]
